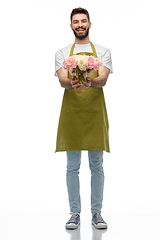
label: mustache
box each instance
[75,27,86,30]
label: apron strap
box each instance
[69,43,75,57]
[90,42,97,58]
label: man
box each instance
[55,7,113,230]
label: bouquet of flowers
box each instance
[62,55,103,84]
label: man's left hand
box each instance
[83,77,91,89]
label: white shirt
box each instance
[55,43,113,76]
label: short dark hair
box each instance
[70,7,90,22]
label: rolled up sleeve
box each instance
[101,49,113,74]
[55,50,64,76]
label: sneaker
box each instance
[65,213,80,230]
[92,212,107,229]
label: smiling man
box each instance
[72,13,90,40]
[55,7,113,230]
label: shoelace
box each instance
[93,213,104,223]
[68,213,79,223]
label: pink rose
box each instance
[87,56,96,70]
[62,57,76,70]
[93,59,99,71]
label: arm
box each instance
[57,65,110,89]
[55,49,77,89]
[57,68,73,89]
[83,66,110,89]
[90,66,110,88]
[87,47,113,88]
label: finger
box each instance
[71,80,79,88]
[83,82,87,87]
[75,86,82,90]
[83,82,91,89]
[72,80,79,85]
[82,85,87,89]
[83,81,89,86]
[73,83,82,89]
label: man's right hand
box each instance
[70,75,82,90]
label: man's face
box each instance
[71,14,91,40]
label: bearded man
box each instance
[55,7,113,230]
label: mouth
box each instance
[76,28,86,33]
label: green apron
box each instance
[55,42,110,152]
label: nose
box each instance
[78,21,82,27]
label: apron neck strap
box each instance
[90,42,97,58]
[69,42,97,58]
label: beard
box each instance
[72,26,90,40]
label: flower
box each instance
[78,59,88,71]
[62,57,76,70]
[73,55,87,63]
[93,58,99,71]
[73,55,81,64]
[62,55,103,83]
[87,56,96,69]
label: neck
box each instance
[75,36,90,44]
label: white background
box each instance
[0,0,160,239]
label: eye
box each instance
[73,21,78,24]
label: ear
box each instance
[89,22,92,29]
[70,24,73,30]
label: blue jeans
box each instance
[66,151,104,214]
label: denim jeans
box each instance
[66,150,104,214]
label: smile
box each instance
[76,29,85,32]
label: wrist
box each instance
[60,77,73,89]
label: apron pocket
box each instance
[66,88,101,113]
